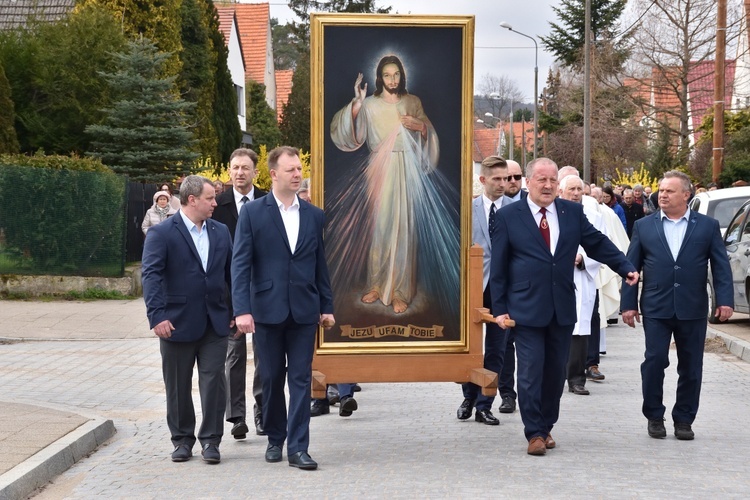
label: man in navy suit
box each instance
[212,148,268,439]
[490,158,639,456]
[621,170,733,441]
[232,146,335,471]
[458,155,515,425]
[142,175,233,464]
[497,159,525,415]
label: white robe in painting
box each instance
[330,94,439,307]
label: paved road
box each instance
[2,299,750,498]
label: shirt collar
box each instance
[527,197,555,215]
[272,192,300,212]
[233,186,253,204]
[179,209,205,233]
[660,208,690,222]
[482,194,500,209]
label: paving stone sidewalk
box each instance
[1,299,750,498]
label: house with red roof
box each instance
[275,69,294,123]
[216,7,249,141]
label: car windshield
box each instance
[707,198,750,228]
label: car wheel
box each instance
[707,280,719,324]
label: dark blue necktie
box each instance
[488,202,497,238]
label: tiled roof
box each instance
[0,0,74,30]
[275,69,294,121]
[473,122,534,163]
[226,2,270,83]
[688,59,735,139]
[216,7,234,44]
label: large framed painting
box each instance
[311,13,474,354]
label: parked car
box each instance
[689,186,750,236]
[707,198,750,323]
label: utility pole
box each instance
[583,0,592,183]
[713,0,727,184]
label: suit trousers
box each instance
[499,328,517,400]
[462,285,508,410]
[585,292,602,367]
[225,331,263,423]
[566,335,589,387]
[255,314,317,456]
[514,314,574,441]
[160,325,228,448]
[641,316,707,424]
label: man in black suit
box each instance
[490,158,639,456]
[212,148,267,440]
[232,146,335,471]
[142,175,233,464]
[621,170,733,441]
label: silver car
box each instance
[708,199,750,323]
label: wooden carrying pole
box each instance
[310,245,506,399]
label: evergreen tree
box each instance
[179,0,219,161]
[205,1,242,163]
[247,81,282,151]
[279,53,310,151]
[86,38,198,183]
[0,63,19,154]
[0,5,126,154]
[539,0,629,72]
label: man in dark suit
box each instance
[211,148,268,440]
[620,188,645,237]
[621,170,733,441]
[142,175,233,464]
[497,159,525,415]
[458,155,515,425]
[232,146,334,471]
[490,158,639,456]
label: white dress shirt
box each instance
[179,210,209,271]
[527,198,560,255]
[233,186,255,215]
[273,192,300,254]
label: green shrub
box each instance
[0,155,127,276]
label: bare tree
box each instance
[626,0,743,166]
[475,73,525,121]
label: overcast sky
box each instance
[261,0,561,103]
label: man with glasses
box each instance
[503,160,527,202]
[458,156,515,425]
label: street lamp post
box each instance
[499,21,538,160]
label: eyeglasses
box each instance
[502,174,523,182]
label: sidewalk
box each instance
[1,299,750,498]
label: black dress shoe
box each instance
[457,398,475,420]
[288,451,318,470]
[339,396,358,417]
[568,384,590,395]
[171,444,192,462]
[352,383,362,392]
[498,396,516,414]
[254,412,266,436]
[674,422,695,440]
[475,408,500,425]
[231,420,249,440]
[201,443,220,464]
[310,399,330,417]
[265,444,283,463]
[648,419,667,439]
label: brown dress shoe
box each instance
[545,434,556,449]
[527,436,547,456]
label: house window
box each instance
[235,85,245,116]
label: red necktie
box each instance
[539,207,551,249]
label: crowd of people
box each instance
[139,145,734,468]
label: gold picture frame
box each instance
[311,13,475,355]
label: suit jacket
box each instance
[472,195,516,290]
[212,186,268,239]
[621,210,733,320]
[231,193,334,325]
[141,212,233,342]
[490,198,635,327]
